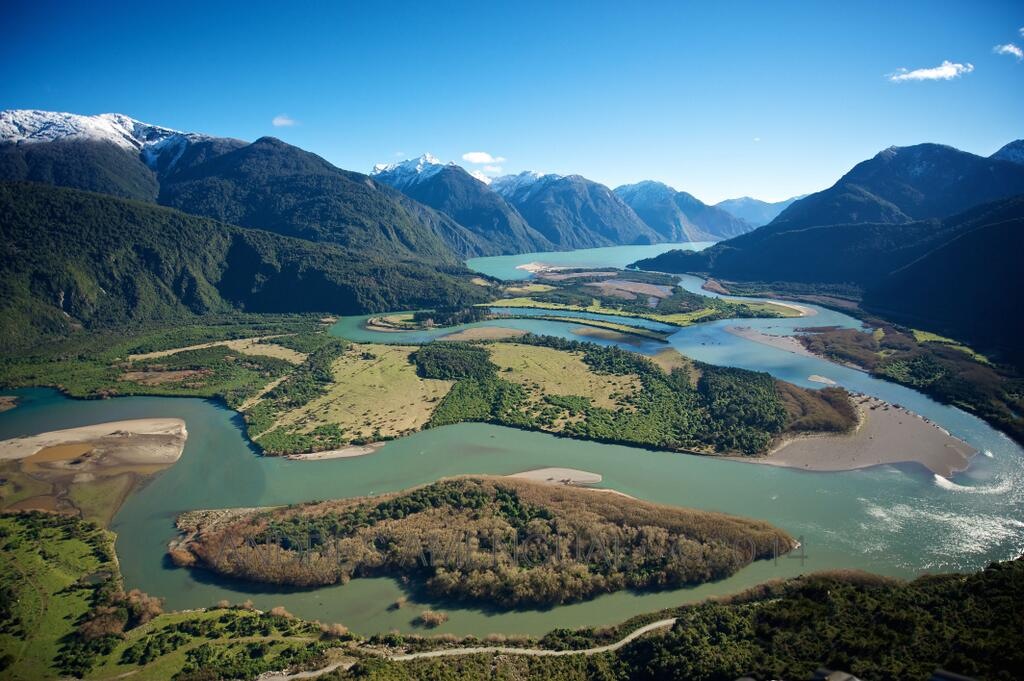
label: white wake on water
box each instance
[932,474,1014,495]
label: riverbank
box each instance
[740,395,976,477]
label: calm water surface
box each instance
[2,243,1021,636]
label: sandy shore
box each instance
[509,467,603,485]
[765,301,816,317]
[509,468,636,498]
[285,442,385,461]
[740,395,976,477]
[0,418,187,463]
[725,325,819,357]
[441,327,528,341]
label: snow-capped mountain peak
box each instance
[0,109,212,172]
[490,170,560,198]
[370,153,455,189]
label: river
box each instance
[1,242,1021,636]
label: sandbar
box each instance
[285,443,385,461]
[0,418,187,464]
[725,326,818,357]
[739,396,975,477]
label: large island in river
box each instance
[169,476,795,608]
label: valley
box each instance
[2,105,1023,681]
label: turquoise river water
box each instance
[0,242,1020,636]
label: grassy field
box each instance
[0,513,118,680]
[912,328,991,364]
[0,513,351,681]
[265,344,453,443]
[128,336,307,364]
[490,343,640,410]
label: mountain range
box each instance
[633,140,1024,366]
[713,195,805,227]
[614,181,754,241]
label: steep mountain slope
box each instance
[634,196,1024,364]
[862,197,1024,365]
[715,195,804,227]
[492,172,661,248]
[770,143,1024,230]
[0,182,488,347]
[157,137,487,261]
[614,181,753,241]
[372,155,555,254]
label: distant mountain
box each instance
[0,182,488,348]
[614,181,753,241]
[714,195,804,227]
[491,171,661,248]
[992,140,1024,166]
[0,110,492,260]
[158,137,498,261]
[371,155,554,255]
[769,143,1024,230]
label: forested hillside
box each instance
[0,182,488,348]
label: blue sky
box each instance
[2,1,1022,202]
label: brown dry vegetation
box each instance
[173,477,794,609]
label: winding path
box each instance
[261,618,677,680]
[390,617,677,661]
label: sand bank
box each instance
[0,418,189,525]
[0,418,187,463]
[0,396,17,413]
[808,375,837,385]
[509,467,603,485]
[740,396,975,477]
[725,326,818,357]
[285,443,385,461]
[441,327,528,341]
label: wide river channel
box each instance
[1,242,1021,636]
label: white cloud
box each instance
[483,165,504,173]
[994,43,1023,60]
[888,60,974,82]
[272,114,297,127]
[393,151,406,157]
[753,137,761,143]
[462,151,506,164]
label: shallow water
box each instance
[2,243,1021,636]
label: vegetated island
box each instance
[0,418,187,524]
[486,268,802,327]
[168,476,795,608]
